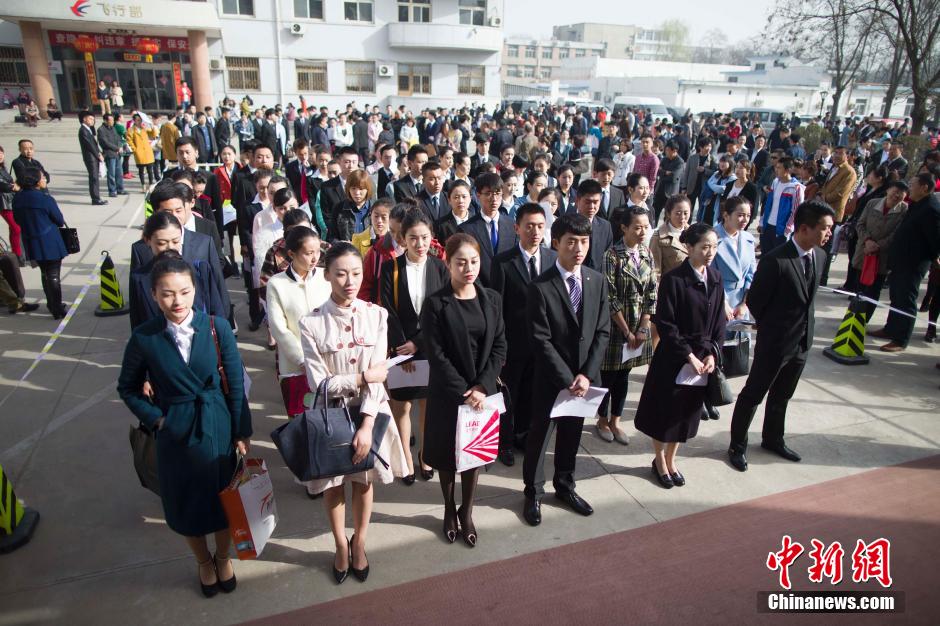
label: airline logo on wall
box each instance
[67,1,145,19]
[70,0,90,16]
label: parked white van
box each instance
[612,97,673,124]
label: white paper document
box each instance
[622,342,644,362]
[675,363,708,387]
[386,359,429,389]
[484,392,506,414]
[384,354,414,368]
[550,386,608,419]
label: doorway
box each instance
[96,63,180,113]
[66,64,89,111]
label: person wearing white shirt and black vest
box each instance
[458,173,517,287]
[380,210,448,485]
[491,203,557,466]
[728,201,835,472]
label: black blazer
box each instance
[434,210,477,245]
[79,125,101,163]
[192,125,218,163]
[560,188,578,215]
[377,168,396,199]
[214,119,232,147]
[600,186,625,220]
[526,264,610,411]
[887,193,940,273]
[393,176,422,203]
[421,283,508,471]
[257,122,281,161]
[317,176,346,239]
[746,240,823,356]
[417,189,452,223]
[458,213,518,287]
[380,254,449,350]
[585,216,613,272]
[293,117,310,143]
[469,153,498,178]
[285,160,308,201]
[491,245,557,365]
[164,166,223,233]
[723,181,759,214]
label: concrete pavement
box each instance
[0,111,938,625]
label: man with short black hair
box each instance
[470,132,496,178]
[575,179,613,271]
[192,112,218,164]
[315,146,359,239]
[592,158,625,220]
[392,145,428,202]
[215,107,232,148]
[417,160,451,222]
[729,200,835,471]
[78,110,106,205]
[97,113,127,198]
[458,172,517,286]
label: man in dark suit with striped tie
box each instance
[393,145,428,203]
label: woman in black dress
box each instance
[634,223,726,489]
[422,233,506,546]
[380,210,448,483]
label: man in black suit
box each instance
[872,173,940,352]
[592,158,625,220]
[293,108,311,145]
[165,137,224,244]
[257,109,282,165]
[885,141,909,181]
[192,113,218,164]
[470,132,497,178]
[393,145,429,203]
[458,173,517,287]
[12,139,50,187]
[574,179,613,272]
[522,213,610,525]
[315,146,359,240]
[728,201,835,472]
[375,144,398,199]
[214,107,232,149]
[352,112,370,165]
[285,138,313,204]
[491,203,556,466]
[416,160,451,223]
[78,110,106,205]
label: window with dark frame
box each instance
[222,0,254,16]
[398,63,431,96]
[458,65,484,95]
[344,0,373,22]
[345,60,375,93]
[296,60,328,92]
[226,56,260,91]
[398,0,430,23]
[458,0,486,25]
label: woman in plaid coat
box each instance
[595,206,657,445]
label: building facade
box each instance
[552,22,639,60]
[0,0,505,115]
[501,37,603,83]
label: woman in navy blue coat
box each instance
[118,254,252,597]
[11,166,67,318]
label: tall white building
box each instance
[0,0,505,114]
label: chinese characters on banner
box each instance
[83,53,98,105]
[48,31,189,52]
[172,63,183,105]
[767,536,892,590]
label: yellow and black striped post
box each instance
[823,295,870,365]
[94,251,129,317]
[1,463,40,554]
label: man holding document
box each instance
[522,214,611,526]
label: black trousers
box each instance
[37,259,63,313]
[859,274,887,321]
[500,354,534,450]
[599,369,630,417]
[729,346,807,453]
[884,266,927,347]
[84,159,101,202]
[819,235,834,287]
[523,407,583,499]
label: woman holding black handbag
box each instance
[11,166,68,319]
[299,242,406,584]
[634,223,727,489]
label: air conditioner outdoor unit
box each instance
[290,23,306,35]
[209,58,224,70]
[377,64,395,78]
[488,16,502,27]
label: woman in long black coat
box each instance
[635,223,726,489]
[421,233,506,547]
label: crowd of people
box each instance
[3,96,938,596]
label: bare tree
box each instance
[659,19,692,62]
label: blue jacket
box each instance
[713,223,757,309]
[12,189,67,261]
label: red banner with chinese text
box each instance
[172,62,183,104]
[48,30,189,52]
[84,52,99,105]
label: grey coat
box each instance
[852,197,907,275]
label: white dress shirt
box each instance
[167,310,195,363]
[405,257,427,315]
[520,244,541,274]
[555,260,582,298]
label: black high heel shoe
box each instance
[350,534,369,582]
[457,506,477,548]
[333,537,350,584]
[197,557,219,598]
[418,451,434,481]
[652,460,674,489]
[402,473,416,486]
[214,553,237,593]
[443,506,459,544]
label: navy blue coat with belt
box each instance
[117,312,252,536]
[12,189,67,262]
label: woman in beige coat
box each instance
[851,180,908,320]
[650,193,691,281]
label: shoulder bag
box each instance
[60,222,80,255]
[707,340,735,406]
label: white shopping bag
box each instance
[220,458,277,559]
[455,405,500,472]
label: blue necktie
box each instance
[489,219,498,251]
[567,275,582,315]
[431,195,439,219]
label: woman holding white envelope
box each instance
[634,223,727,489]
[421,233,507,547]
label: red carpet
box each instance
[248,456,940,625]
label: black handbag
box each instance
[59,223,80,255]
[270,377,390,481]
[721,331,751,378]
[129,423,160,496]
[707,341,735,407]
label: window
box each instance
[853,98,868,113]
[459,0,486,26]
[523,67,535,78]
[754,63,766,71]
[903,97,914,117]
[507,45,518,58]
[728,76,738,83]
[559,47,570,59]
[294,0,323,18]
[541,47,553,60]
[0,47,28,85]
[575,48,586,57]
[524,46,536,58]
[345,61,375,93]
[296,60,327,92]
[226,56,260,90]
[398,0,430,22]
[506,66,520,78]
[222,0,254,16]
[594,91,602,101]
[540,68,552,79]
[398,63,431,96]
[344,1,372,21]
[458,65,484,95]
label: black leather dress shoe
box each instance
[761,442,802,462]
[92,199,108,205]
[670,471,686,487]
[523,497,541,526]
[707,405,720,420]
[728,449,748,472]
[498,448,515,467]
[652,460,674,488]
[555,490,593,516]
